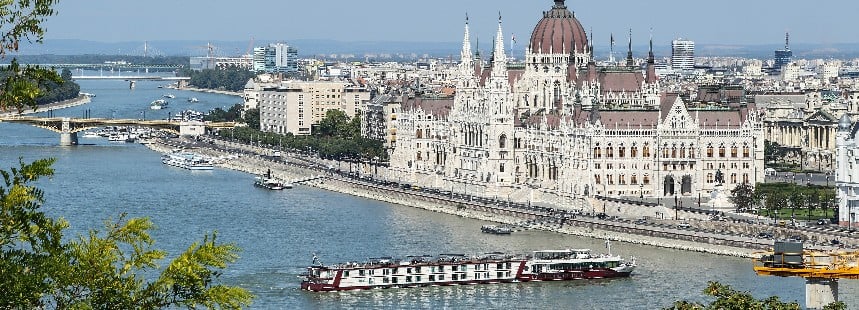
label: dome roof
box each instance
[839,113,853,131]
[530,0,588,55]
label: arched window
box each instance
[619,174,626,185]
[426,128,431,138]
[719,146,726,158]
[594,147,602,158]
[619,147,626,158]
[731,173,738,184]
[672,146,677,158]
[643,144,651,157]
[743,173,749,184]
[595,174,601,184]
[643,174,651,185]
[743,146,750,158]
[631,147,639,158]
[499,134,507,149]
[707,173,714,184]
[731,147,738,158]
[416,129,423,139]
[631,174,638,185]
[607,146,614,158]
[707,145,714,158]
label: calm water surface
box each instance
[1,79,855,309]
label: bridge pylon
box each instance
[59,117,78,146]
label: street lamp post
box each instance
[639,183,644,199]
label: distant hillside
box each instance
[14,39,859,60]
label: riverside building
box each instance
[252,77,370,135]
[386,0,765,204]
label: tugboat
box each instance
[254,169,289,190]
[300,247,636,292]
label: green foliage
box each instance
[35,68,80,105]
[223,124,387,162]
[730,183,759,212]
[186,66,256,92]
[1,159,254,308]
[204,104,259,130]
[665,281,846,310]
[0,0,62,113]
[756,183,837,220]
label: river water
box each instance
[1,78,855,309]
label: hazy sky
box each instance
[43,0,855,46]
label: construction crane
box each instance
[753,241,859,309]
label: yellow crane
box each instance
[753,242,859,309]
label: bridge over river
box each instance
[0,116,235,146]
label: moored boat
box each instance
[161,150,214,170]
[300,248,636,292]
[255,169,287,190]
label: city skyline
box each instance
[43,0,857,47]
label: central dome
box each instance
[530,0,589,55]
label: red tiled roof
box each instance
[599,71,644,92]
[402,97,454,119]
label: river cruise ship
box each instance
[300,248,635,292]
[161,151,214,170]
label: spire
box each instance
[646,34,658,84]
[460,13,473,68]
[492,12,507,74]
[626,29,634,67]
[554,0,566,9]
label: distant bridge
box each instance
[71,76,190,81]
[0,116,235,146]
[20,63,185,70]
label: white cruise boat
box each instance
[81,131,100,138]
[150,99,169,110]
[161,151,214,170]
[301,248,636,292]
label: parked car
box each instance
[677,222,691,229]
[817,219,828,225]
[634,218,647,225]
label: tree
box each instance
[665,281,845,310]
[1,159,254,309]
[0,2,253,308]
[0,0,63,113]
[730,183,758,213]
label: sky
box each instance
[42,0,857,47]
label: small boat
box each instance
[254,169,289,190]
[163,93,175,99]
[150,99,169,110]
[187,97,199,103]
[81,131,100,138]
[481,225,512,235]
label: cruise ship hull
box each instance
[301,268,632,292]
[301,249,635,292]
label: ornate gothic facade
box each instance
[389,0,765,203]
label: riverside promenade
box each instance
[145,137,859,258]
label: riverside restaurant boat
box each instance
[161,151,214,170]
[254,169,291,190]
[300,248,636,292]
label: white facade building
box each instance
[835,114,859,227]
[386,0,765,203]
[257,80,370,135]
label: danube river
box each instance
[1,78,856,309]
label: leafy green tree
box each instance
[730,183,758,213]
[1,159,253,309]
[665,281,845,310]
[0,2,253,308]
